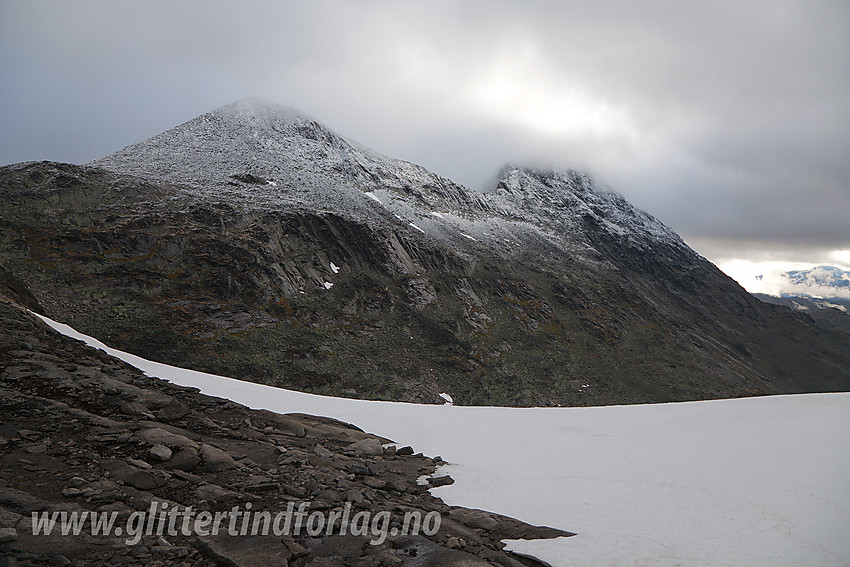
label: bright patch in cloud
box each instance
[463,45,638,140]
[830,250,850,267]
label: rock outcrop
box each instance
[0,293,573,566]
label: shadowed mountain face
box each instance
[1,99,849,406]
[754,293,850,336]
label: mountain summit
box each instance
[90,98,487,220]
[89,99,685,267]
[2,100,849,405]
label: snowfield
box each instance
[36,313,850,567]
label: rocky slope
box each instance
[1,99,849,406]
[0,292,571,566]
[753,293,850,335]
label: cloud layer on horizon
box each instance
[1,1,847,263]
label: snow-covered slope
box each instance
[90,98,488,230]
[37,312,850,567]
[89,98,690,265]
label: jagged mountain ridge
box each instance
[2,99,850,405]
[89,98,685,266]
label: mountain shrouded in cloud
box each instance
[781,266,850,299]
[2,99,849,406]
[1,1,848,271]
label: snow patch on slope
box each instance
[35,312,850,567]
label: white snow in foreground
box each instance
[330,262,340,274]
[438,392,453,405]
[34,313,850,567]
[408,222,425,234]
[364,191,382,204]
[322,281,334,290]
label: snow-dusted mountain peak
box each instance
[211,97,312,124]
[487,164,686,252]
[495,165,596,196]
[89,98,692,262]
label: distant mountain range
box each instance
[771,265,850,299]
[2,98,849,405]
[753,266,850,335]
[786,265,849,291]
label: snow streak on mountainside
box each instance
[90,98,689,268]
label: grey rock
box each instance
[126,458,152,469]
[446,536,463,549]
[315,489,340,504]
[244,482,279,493]
[120,401,155,419]
[170,469,202,483]
[427,475,454,488]
[164,448,201,472]
[284,484,307,498]
[0,506,22,528]
[123,470,159,491]
[198,534,290,567]
[197,443,236,472]
[346,488,364,504]
[314,444,334,459]
[139,427,198,450]
[17,429,40,440]
[345,438,383,457]
[195,484,240,504]
[347,463,371,476]
[395,536,491,566]
[477,549,528,567]
[448,508,499,531]
[66,477,88,489]
[0,527,17,543]
[152,545,192,559]
[149,443,173,462]
[106,461,165,491]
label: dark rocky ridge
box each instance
[753,293,850,335]
[1,99,849,406]
[0,292,572,566]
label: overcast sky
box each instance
[2,1,848,290]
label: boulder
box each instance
[198,443,236,472]
[346,438,383,457]
[195,484,240,504]
[139,427,198,450]
[164,448,201,472]
[198,534,290,567]
[149,444,173,462]
[0,527,17,543]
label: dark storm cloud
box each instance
[1,0,848,264]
